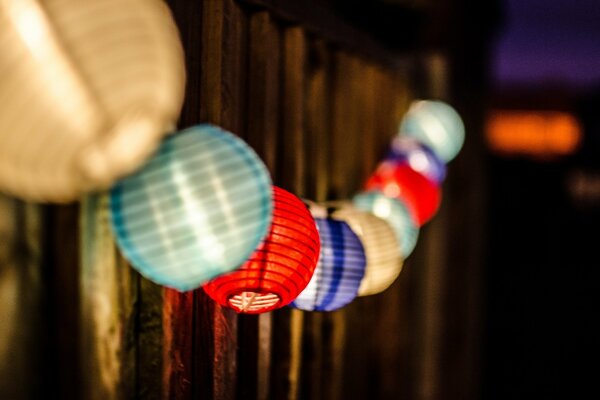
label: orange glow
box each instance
[486,110,582,157]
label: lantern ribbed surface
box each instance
[399,100,465,162]
[387,136,447,183]
[333,207,403,296]
[203,187,320,314]
[291,218,366,312]
[365,161,441,226]
[353,191,419,258]
[0,0,185,202]
[110,124,273,291]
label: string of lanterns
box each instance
[110,99,465,314]
[0,0,465,315]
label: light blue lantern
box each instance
[399,100,465,162]
[291,218,366,312]
[110,124,273,291]
[353,191,419,258]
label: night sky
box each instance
[493,0,600,89]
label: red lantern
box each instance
[365,160,441,226]
[203,186,320,314]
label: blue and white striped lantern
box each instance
[353,191,419,259]
[110,124,273,291]
[291,217,366,312]
[387,136,447,183]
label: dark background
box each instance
[485,0,600,398]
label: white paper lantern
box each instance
[0,0,185,201]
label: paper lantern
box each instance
[400,100,465,162]
[333,206,403,296]
[291,217,366,311]
[387,136,447,183]
[0,0,185,202]
[365,161,441,226]
[353,191,419,258]
[110,124,273,291]
[203,187,320,314]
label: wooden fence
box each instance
[0,1,488,399]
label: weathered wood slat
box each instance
[161,1,205,398]
[270,25,308,400]
[304,38,332,203]
[0,197,45,399]
[277,26,307,196]
[194,1,250,399]
[320,50,369,400]
[236,0,402,67]
[297,37,334,400]
[339,58,379,400]
[329,51,364,199]
[235,9,281,400]
[246,11,281,175]
[80,195,138,400]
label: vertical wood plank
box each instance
[329,51,363,200]
[277,26,306,195]
[246,11,281,175]
[373,67,415,400]
[339,58,380,400]
[238,10,281,400]
[80,195,138,400]
[412,56,449,400]
[304,38,331,203]
[298,37,333,400]
[319,50,368,400]
[270,25,307,400]
[0,197,44,399]
[161,288,193,399]
[49,204,84,400]
[195,1,248,399]
[161,1,204,398]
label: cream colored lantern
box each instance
[0,0,185,202]
[334,205,404,296]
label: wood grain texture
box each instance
[80,195,137,400]
[0,197,44,399]
[237,0,402,67]
[161,2,204,398]
[329,51,364,199]
[304,38,332,202]
[235,10,281,400]
[246,11,280,175]
[270,25,308,400]
[1,2,489,400]
[195,2,248,399]
[277,26,307,195]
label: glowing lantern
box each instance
[353,191,419,258]
[387,137,446,183]
[203,187,320,314]
[291,217,366,311]
[333,206,403,296]
[400,100,465,162]
[0,0,185,202]
[110,124,273,291]
[365,161,441,226]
